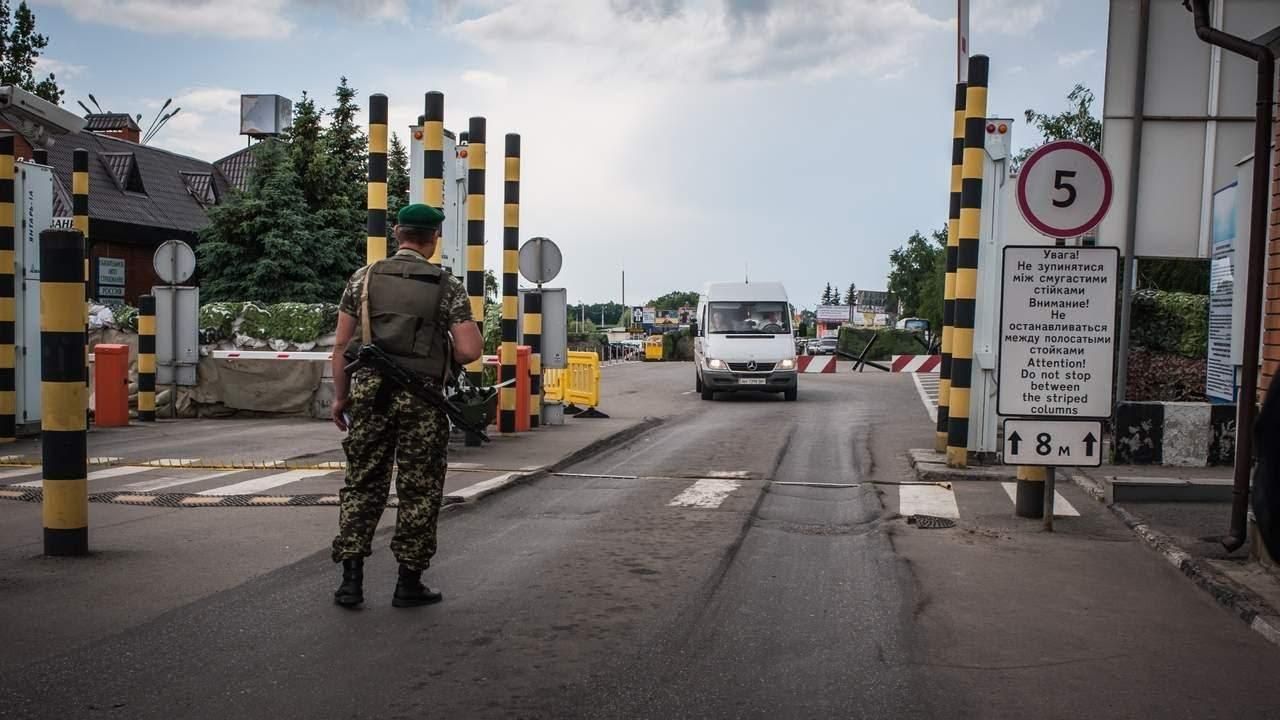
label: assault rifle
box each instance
[345,344,490,442]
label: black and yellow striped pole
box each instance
[423,91,445,265]
[465,116,486,386]
[526,290,541,429]
[936,82,966,454]
[499,133,520,434]
[366,93,388,264]
[0,135,15,443]
[41,229,87,555]
[946,55,989,469]
[137,295,156,422]
[73,149,90,421]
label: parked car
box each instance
[810,337,839,356]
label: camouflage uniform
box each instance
[331,249,472,572]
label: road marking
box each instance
[14,465,150,488]
[0,466,38,481]
[119,470,243,493]
[197,469,329,496]
[1000,482,1080,517]
[912,372,938,424]
[669,478,740,509]
[898,484,959,518]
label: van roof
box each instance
[701,281,788,302]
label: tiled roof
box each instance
[84,113,141,132]
[180,171,217,208]
[40,132,234,234]
[213,143,257,192]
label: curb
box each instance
[1070,472,1280,648]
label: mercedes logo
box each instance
[746,361,757,371]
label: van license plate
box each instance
[740,378,766,385]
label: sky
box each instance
[28,0,1106,309]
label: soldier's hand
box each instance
[332,397,350,432]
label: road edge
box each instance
[442,417,666,509]
[1070,472,1280,648]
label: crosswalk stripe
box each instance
[1000,482,1080,517]
[912,372,938,424]
[669,478,740,509]
[197,469,330,496]
[898,484,959,518]
[0,466,37,481]
[14,465,149,488]
[119,470,243,493]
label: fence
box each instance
[543,350,607,418]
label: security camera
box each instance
[0,85,85,147]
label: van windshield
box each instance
[707,302,791,334]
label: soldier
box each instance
[329,203,482,609]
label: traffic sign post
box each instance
[1003,140,1117,529]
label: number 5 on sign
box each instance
[1016,140,1113,240]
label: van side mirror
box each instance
[690,321,699,337]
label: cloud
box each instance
[145,87,245,160]
[453,0,949,84]
[34,56,86,79]
[971,0,1056,35]
[1057,48,1096,68]
[32,0,410,38]
[461,70,509,93]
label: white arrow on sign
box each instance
[1002,419,1102,467]
[1016,140,1113,239]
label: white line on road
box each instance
[1000,482,1080,517]
[912,372,938,424]
[0,466,38,481]
[450,472,520,502]
[15,465,151,488]
[118,470,245,493]
[898,484,959,518]
[669,479,740,509]
[197,469,330,496]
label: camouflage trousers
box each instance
[331,368,450,572]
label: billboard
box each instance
[816,305,850,322]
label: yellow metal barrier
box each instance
[542,351,608,418]
[644,336,663,361]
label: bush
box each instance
[111,304,139,331]
[1130,290,1208,358]
[837,327,926,360]
[1125,349,1205,401]
[199,302,243,343]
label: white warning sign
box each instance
[997,246,1119,420]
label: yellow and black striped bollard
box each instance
[500,133,520,434]
[73,148,89,421]
[41,229,88,555]
[946,55,989,469]
[937,81,966,454]
[137,294,156,422]
[465,116,486,387]
[366,93,388,264]
[526,291,541,428]
[0,135,15,442]
[423,91,445,265]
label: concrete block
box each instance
[1114,402,1163,464]
[311,378,335,420]
[1105,475,1235,503]
[1209,403,1237,466]
[1162,402,1210,467]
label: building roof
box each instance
[42,131,234,235]
[83,113,142,133]
[213,142,259,192]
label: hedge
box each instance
[1129,289,1207,358]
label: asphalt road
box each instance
[3,365,1280,719]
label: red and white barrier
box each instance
[796,356,836,373]
[891,355,940,373]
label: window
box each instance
[707,302,791,334]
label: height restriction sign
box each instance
[997,245,1119,419]
[1016,140,1113,239]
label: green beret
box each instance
[397,203,445,229]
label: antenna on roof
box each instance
[744,262,749,284]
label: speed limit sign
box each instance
[1016,140,1113,239]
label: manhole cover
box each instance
[908,514,956,529]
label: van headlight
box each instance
[778,358,796,370]
[707,358,727,370]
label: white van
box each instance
[694,281,798,401]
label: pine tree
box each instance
[385,131,409,250]
[287,92,331,213]
[844,283,857,305]
[821,283,834,306]
[197,141,350,303]
[319,77,366,275]
[0,2,61,103]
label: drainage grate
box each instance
[908,514,956,529]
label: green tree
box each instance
[385,131,410,250]
[196,141,350,303]
[844,283,857,305]
[820,283,834,306]
[1012,84,1102,170]
[484,269,498,305]
[0,2,61,103]
[649,290,699,311]
[319,77,366,273]
[887,227,946,321]
[286,92,331,212]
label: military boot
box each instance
[334,558,364,608]
[392,564,443,607]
